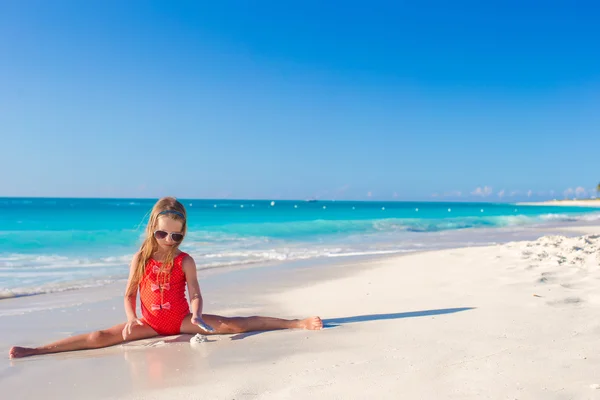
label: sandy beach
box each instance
[5,1,600,399]
[2,224,600,399]
[519,199,600,207]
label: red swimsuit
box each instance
[139,252,190,335]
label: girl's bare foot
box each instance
[9,346,39,359]
[297,316,323,330]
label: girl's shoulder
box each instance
[179,252,198,270]
[175,251,190,263]
[130,251,142,264]
[178,251,194,264]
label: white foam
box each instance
[0,253,131,270]
[193,246,413,267]
[0,278,122,301]
[539,213,600,222]
[326,249,410,258]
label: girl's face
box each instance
[153,216,184,251]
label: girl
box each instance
[9,197,322,359]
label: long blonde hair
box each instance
[127,197,187,296]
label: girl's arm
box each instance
[182,255,203,317]
[124,252,141,321]
[122,253,144,339]
[182,255,214,332]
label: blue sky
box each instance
[1,1,599,201]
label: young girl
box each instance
[9,197,322,359]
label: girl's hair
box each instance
[126,197,187,296]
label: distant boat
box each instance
[305,198,318,203]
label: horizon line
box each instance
[0,194,571,204]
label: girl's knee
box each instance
[217,317,246,334]
[203,315,249,334]
[87,330,112,347]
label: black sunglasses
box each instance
[154,230,184,242]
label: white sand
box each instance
[3,226,600,399]
[520,199,600,207]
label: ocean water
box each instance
[1,197,600,298]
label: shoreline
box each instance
[4,197,600,302]
[518,199,600,207]
[4,214,600,302]
[2,220,600,307]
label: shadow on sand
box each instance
[322,307,475,328]
[229,307,475,340]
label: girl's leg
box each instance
[9,321,159,359]
[180,313,323,335]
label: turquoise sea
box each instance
[1,197,599,298]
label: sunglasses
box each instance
[153,230,184,242]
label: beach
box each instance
[2,223,600,399]
[519,200,600,207]
[4,0,600,398]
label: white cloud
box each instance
[563,188,574,198]
[497,189,505,198]
[471,186,493,197]
[367,191,372,198]
[432,193,439,198]
[509,190,520,197]
[443,190,462,197]
[575,187,587,197]
[527,190,533,198]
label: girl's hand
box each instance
[191,315,215,333]
[122,318,144,340]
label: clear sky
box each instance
[1,1,599,201]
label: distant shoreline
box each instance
[518,199,600,207]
